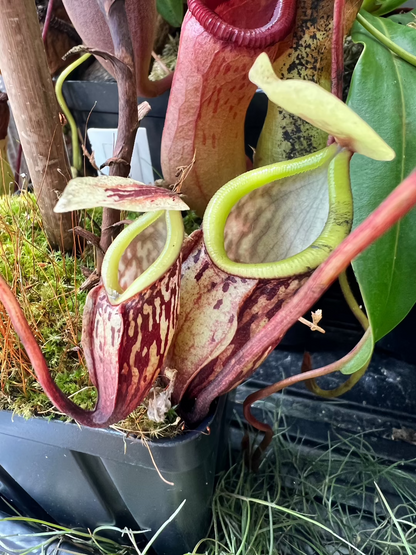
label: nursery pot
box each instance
[232,346,416,464]
[62,80,169,178]
[0,395,230,555]
[62,81,269,179]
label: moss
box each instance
[149,34,179,81]
[0,194,180,438]
[0,193,96,419]
[112,405,182,439]
[183,210,202,235]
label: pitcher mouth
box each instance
[187,0,296,48]
[203,146,353,279]
[102,210,184,305]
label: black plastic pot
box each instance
[231,345,416,464]
[0,395,230,555]
[62,80,270,179]
[62,80,169,178]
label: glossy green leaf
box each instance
[362,0,407,17]
[156,0,184,27]
[347,11,416,341]
[388,9,416,25]
[340,328,374,375]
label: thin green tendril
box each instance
[55,53,91,173]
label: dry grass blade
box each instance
[374,482,413,555]
[111,404,182,440]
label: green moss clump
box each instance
[183,210,202,235]
[149,35,179,81]
[0,194,97,419]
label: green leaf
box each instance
[388,9,416,25]
[340,328,374,375]
[347,11,416,341]
[362,0,408,17]
[156,0,184,27]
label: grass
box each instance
[3,423,416,554]
[190,419,416,554]
[0,500,186,555]
[0,193,181,438]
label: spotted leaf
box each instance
[82,258,181,426]
[54,176,189,213]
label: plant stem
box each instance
[300,271,370,399]
[356,12,416,68]
[151,49,172,76]
[244,329,371,467]
[302,350,370,399]
[332,0,345,100]
[95,0,138,270]
[191,169,416,423]
[15,0,54,191]
[0,274,93,424]
[339,270,368,330]
[41,0,54,41]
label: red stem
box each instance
[41,0,55,41]
[0,275,97,425]
[331,0,345,100]
[96,0,138,270]
[243,328,371,466]
[190,169,416,423]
